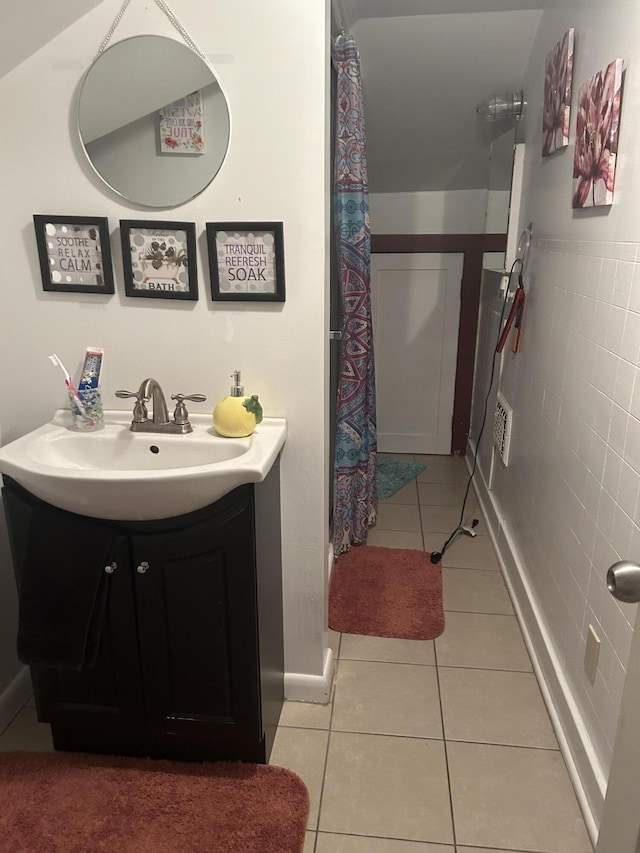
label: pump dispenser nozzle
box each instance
[231,370,244,397]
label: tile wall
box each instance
[479,238,640,779]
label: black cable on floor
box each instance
[430,260,520,565]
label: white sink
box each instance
[0,410,287,521]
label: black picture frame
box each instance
[120,219,198,300]
[206,221,285,302]
[33,215,114,294]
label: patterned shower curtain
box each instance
[332,34,377,557]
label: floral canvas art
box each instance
[542,28,574,156]
[572,59,624,208]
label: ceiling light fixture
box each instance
[476,91,525,122]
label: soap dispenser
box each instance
[213,370,263,438]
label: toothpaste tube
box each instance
[78,346,104,390]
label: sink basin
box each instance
[0,410,287,521]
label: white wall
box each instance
[0,0,331,704]
[471,0,640,834]
[369,189,488,234]
[0,0,104,79]
[485,190,510,233]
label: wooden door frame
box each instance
[371,233,507,455]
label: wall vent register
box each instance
[493,392,513,466]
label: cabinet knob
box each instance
[104,562,117,574]
[136,561,150,574]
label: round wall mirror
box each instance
[77,36,230,208]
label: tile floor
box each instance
[0,454,594,852]
[272,454,594,853]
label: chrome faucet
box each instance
[139,377,170,425]
[116,378,206,434]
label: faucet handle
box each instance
[171,393,207,404]
[171,393,207,426]
[115,389,148,423]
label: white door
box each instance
[596,570,640,853]
[371,253,463,455]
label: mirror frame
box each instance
[77,35,231,208]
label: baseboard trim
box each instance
[468,455,604,846]
[0,666,31,734]
[284,647,335,704]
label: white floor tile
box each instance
[280,699,332,730]
[340,634,435,666]
[376,504,422,532]
[435,612,533,671]
[440,667,558,749]
[418,482,479,507]
[317,835,454,852]
[319,732,453,844]
[0,708,53,752]
[424,533,499,571]
[270,726,329,830]
[448,741,593,852]
[442,567,513,614]
[332,660,442,738]
[367,528,424,550]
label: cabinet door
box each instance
[2,480,146,755]
[31,536,147,754]
[132,489,262,760]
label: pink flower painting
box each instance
[543,29,574,156]
[572,59,624,208]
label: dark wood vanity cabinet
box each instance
[2,475,284,764]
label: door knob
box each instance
[607,561,640,603]
[136,561,149,574]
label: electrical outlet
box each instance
[584,624,601,685]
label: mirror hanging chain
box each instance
[97,0,206,60]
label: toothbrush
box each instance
[48,354,88,416]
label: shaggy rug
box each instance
[329,545,444,639]
[377,454,426,500]
[0,752,309,853]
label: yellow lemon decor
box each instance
[213,371,264,438]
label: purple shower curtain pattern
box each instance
[332,35,377,557]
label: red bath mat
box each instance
[0,752,309,852]
[329,545,444,639]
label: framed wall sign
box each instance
[33,215,114,294]
[206,222,285,302]
[120,220,198,300]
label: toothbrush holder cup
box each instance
[69,388,104,431]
